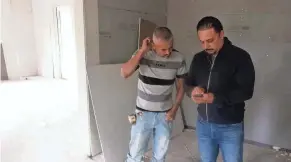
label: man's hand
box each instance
[191,87,205,96]
[140,37,151,53]
[191,87,205,103]
[192,96,205,104]
[120,37,151,78]
[192,92,215,104]
[202,93,214,104]
[191,87,214,104]
[166,106,178,121]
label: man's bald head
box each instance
[152,27,174,57]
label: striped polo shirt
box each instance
[133,49,187,112]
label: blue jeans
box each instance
[126,110,173,162]
[196,118,244,162]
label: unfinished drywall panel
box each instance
[167,0,291,149]
[242,42,291,150]
[82,0,104,156]
[87,64,184,162]
[83,0,100,66]
[83,0,167,66]
[98,3,167,64]
[0,0,2,82]
[31,0,53,77]
[1,43,8,80]
[1,0,38,79]
[88,89,102,156]
[138,18,157,48]
[31,0,68,78]
[87,64,137,162]
[98,0,167,15]
[32,0,84,79]
[74,0,92,156]
[245,0,291,14]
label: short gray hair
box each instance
[153,27,173,41]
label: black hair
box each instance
[196,16,223,33]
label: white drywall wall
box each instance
[74,0,92,156]
[83,0,100,67]
[83,0,103,156]
[0,0,2,82]
[32,0,82,79]
[1,0,38,79]
[167,0,291,149]
[83,0,168,66]
[97,0,167,64]
[31,0,55,77]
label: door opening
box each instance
[53,6,77,80]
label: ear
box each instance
[219,30,225,39]
[150,42,155,50]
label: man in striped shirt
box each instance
[121,27,187,162]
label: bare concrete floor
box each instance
[1,79,90,162]
[1,80,291,162]
[143,130,291,162]
[92,130,291,162]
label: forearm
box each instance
[121,50,145,78]
[173,81,185,111]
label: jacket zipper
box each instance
[206,56,216,122]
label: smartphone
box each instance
[193,94,203,97]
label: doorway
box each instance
[53,6,77,80]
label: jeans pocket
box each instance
[135,109,145,122]
[229,122,244,129]
[220,123,244,139]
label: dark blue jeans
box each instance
[196,118,244,162]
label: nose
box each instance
[165,50,170,55]
[203,42,210,49]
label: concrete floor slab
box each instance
[2,80,291,162]
[0,80,90,162]
[143,130,291,162]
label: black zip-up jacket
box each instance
[185,37,255,124]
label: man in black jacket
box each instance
[185,16,255,162]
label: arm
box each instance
[172,78,185,112]
[213,53,255,104]
[166,77,185,121]
[170,57,187,112]
[120,49,146,78]
[121,37,151,78]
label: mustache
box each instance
[205,49,214,51]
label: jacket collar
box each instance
[218,37,232,54]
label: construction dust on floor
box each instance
[92,130,291,162]
[145,130,291,162]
